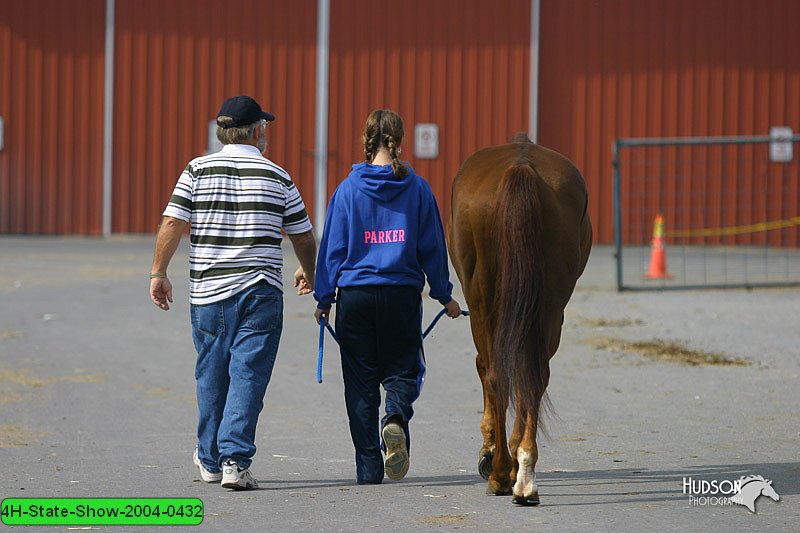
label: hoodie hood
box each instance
[349,162,415,202]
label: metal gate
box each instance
[613,134,800,290]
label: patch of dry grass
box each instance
[0,368,104,387]
[0,425,51,447]
[591,337,752,366]
[0,368,57,387]
[0,392,24,406]
[0,367,105,407]
[419,515,468,525]
[578,317,645,328]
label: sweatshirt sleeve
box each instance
[313,187,348,309]
[417,183,454,305]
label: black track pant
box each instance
[335,285,424,484]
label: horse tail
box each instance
[492,161,548,422]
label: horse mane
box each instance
[491,156,547,422]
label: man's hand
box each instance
[150,277,174,311]
[294,266,314,295]
[444,298,462,318]
[287,230,317,296]
[149,216,186,312]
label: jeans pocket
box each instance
[191,302,225,336]
[242,290,282,332]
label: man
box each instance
[149,95,316,490]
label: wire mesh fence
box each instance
[613,134,800,290]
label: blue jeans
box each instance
[191,281,283,472]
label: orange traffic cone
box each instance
[645,213,673,280]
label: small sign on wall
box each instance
[414,123,439,159]
[769,126,793,163]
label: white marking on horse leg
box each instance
[513,449,538,499]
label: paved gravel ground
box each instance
[1,236,797,532]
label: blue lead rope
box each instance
[421,308,470,339]
[316,308,469,383]
[317,316,338,383]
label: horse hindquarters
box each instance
[451,140,592,505]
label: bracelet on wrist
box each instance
[149,272,167,279]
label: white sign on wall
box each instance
[769,126,793,163]
[414,123,439,159]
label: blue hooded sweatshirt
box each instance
[314,162,453,309]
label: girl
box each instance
[314,109,461,484]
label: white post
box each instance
[313,0,331,236]
[102,0,115,236]
[529,0,540,143]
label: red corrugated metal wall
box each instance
[0,0,106,234]
[111,0,529,232]
[538,0,800,244]
[112,0,318,233]
[5,1,798,240]
[327,0,531,223]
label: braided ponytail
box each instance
[361,108,408,178]
[362,132,377,163]
[385,134,408,179]
[361,110,381,163]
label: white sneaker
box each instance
[382,423,410,481]
[221,459,258,490]
[193,448,222,482]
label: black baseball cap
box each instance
[216,96,275,128]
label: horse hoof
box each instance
[512,494,541,506]
[478,453,493,480]
[486,476,513,496]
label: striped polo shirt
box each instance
[162,143,312,305]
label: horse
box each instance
[446,133,592,505]
[729,475,780,513]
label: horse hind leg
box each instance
[508,405,524,485]
[512,338,553,505]
[486,373,513,495]
[476,353,496,480]
[512,399,542,505]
